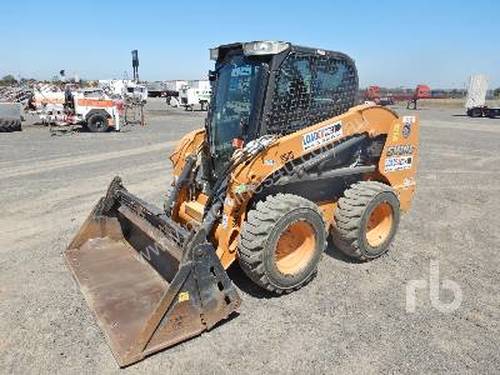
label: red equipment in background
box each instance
[414,85,431,99]
[363,86,394,106]
[363,84,431,109]
[364,85,381,101]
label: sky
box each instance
[1,0,499,88]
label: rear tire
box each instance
[86,113,109,132]
[238,194,326,294]
[487,109,498,119]
[468,107,483,118]
[333,181,400,261]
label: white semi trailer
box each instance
[465,74,500,118]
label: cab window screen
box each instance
[266,51,358,135]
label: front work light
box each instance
[243,41,289,56]
[209,48,219,61]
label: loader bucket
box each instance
[65,177,240,367]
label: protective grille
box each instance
[264,51,358,135]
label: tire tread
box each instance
[239,194,326,294]
[333,181,397,260]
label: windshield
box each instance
[209,54,264,161]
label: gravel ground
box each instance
[1,99,499,374]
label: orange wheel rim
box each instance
[275,221,316,275]
[365,202,393,247]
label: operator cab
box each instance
[206,41,359,175]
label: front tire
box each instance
[333,181,400,261]
[238,194,326,294]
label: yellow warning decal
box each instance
[392,123,401,142]
[178,291,190,302]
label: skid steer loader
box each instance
[65,41,419,366]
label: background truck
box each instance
[178,80,211,110]
[465,74,500,118]
[146,81,168,97]
[165,80,188,107]
[363,85,394,106]
[124,83,148,104]
[98,80,148,103]
[405,85,431,110]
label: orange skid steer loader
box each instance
[65,41,419,366]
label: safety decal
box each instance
[392,123,401,142]
[402,116,415,138]
[385,156,413,172]
[178,291,190,303]
[302,121,342,151]
[279,151,295,163]
[222,214,229,228]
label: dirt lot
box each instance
[1,99,499,374]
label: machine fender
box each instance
[378,115,419,211]
[169,128,205,175]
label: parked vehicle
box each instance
[363,86,394,106]
[71,89,124,132]
[466,75,500,118]
[124,83,148,104]
[32,86,124,132]
[178,80,211,110]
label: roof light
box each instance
[209,47,219,61]
[243,41,289,56]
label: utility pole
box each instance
[131,50,139,82]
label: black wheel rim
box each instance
[95,119,105,129]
